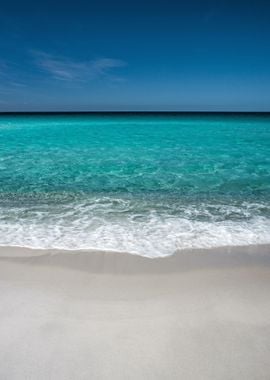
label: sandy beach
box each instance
[1,245,270,379]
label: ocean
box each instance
[0,113,269,257]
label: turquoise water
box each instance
[0,113,269,257]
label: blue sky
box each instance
[0,0,270,111]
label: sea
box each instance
[0,113,269,257]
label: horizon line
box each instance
[1,111,270,115]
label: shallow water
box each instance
[0,113,269,257]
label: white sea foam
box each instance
[0,200,269,257]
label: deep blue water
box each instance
[0,113,269,257]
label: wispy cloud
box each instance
[0,60,8,76]
[0,59,27,91]
[32,51,127,82]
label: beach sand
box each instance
[0,245,270,379]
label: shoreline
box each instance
[1,244,270,379]
[1,243,270,272]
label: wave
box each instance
[0,198,269,257]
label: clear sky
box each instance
[0,0,270,111]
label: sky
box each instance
[0,0,270,111]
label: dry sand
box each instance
[0,245,270,379]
